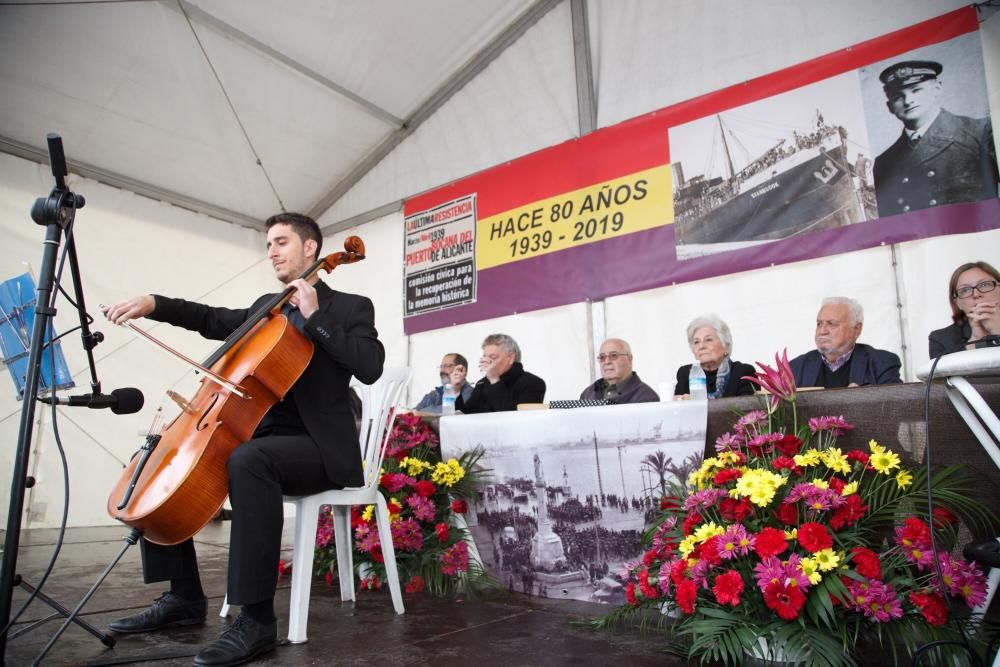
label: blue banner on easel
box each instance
[0,273,75,399]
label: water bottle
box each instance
[689,362,708,401]
[441,384,457,414]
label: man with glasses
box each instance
[580,338,659,404]
[456,333,545,413]
[414,353,473,412]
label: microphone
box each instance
[38,387,145,415]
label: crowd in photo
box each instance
[412,260,999,413]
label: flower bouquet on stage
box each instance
[602,351,998,666]
[310,413,492,596]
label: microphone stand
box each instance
[0,134,116,663]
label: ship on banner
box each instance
[671,73,878,259]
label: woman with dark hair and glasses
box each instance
[929,261,1000,358]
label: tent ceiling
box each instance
[0,0,547,229]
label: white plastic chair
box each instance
[220,367,411,642]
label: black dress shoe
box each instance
[193,612,277,667]
[108,591,207,634]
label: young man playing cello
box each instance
[102,212,384,666]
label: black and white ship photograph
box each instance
[670,72,878,259]
[440,402,705,604]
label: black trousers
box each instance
[139,433,333,605]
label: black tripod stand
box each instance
[0,134,117,663]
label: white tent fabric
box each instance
[0,0,535,223]
[1,0,997,531]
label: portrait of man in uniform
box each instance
[872,59,998,218]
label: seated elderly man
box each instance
[456,334,546,413]
[414,353,472,412]
[790,297,902,388]
[580,338,659,403]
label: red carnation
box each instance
[830,495,868,531]
[660,495,681,511]
[849,546,881,580]
[774,502,798,526]
[899,517,932,547]
[754,527,788,558]
[713,468,743,485]
[846,449,870,465]
[797,522,833,553]
[827,477,846,494]
[435,522,450,543]
[642,548,659,568]
[450,498,468,514]
[676,578,698,614]
[277,559,292,576]
[763,580,806,620]
[638,567,659,599]
[770,456,801,474]
[324,570,334,587]
[405,575,425,594]
[415,480,437,498]
[682,512,703,536]
[932,507,959,529]
[719,497,753,522]
[775,433,803,456]
[712,570,744,607]
[670,559,688,586]
[695,536,722,566]
[909,591,949,627]
[624,581,638,606]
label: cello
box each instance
[106,236,366,545]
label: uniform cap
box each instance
[879,60,942,94]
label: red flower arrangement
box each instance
[603,350,997,666]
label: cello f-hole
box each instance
[196,393,221,431]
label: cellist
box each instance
[100,212,384,666]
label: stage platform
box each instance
[2,522,683,666]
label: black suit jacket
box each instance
[789,343,901,388]
[873,109,998,217]
[928,321,971,359]
[150,281,384,487]
[456,362,545,413]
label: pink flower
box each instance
[754,556,785,590]
[354,522,380,554]
[714,431,744,452]
[440,540,469,576]
[744,349,797,412]
[734,410,769,434]
[406,494,437,522]
[391,518,425,552]
[380,472,415,493]
[807,415,855,437]
[718,524,754,560]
